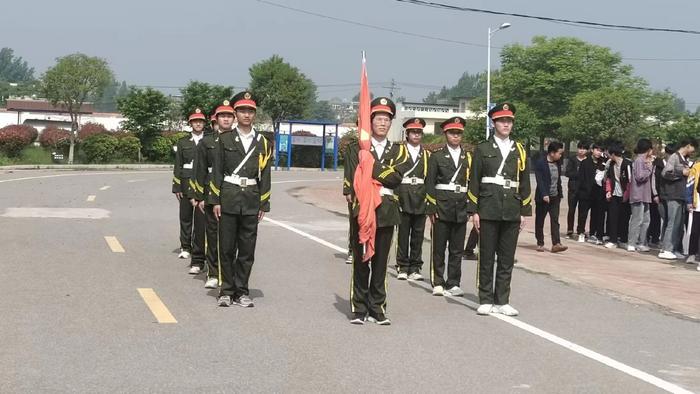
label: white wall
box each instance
[0,109,126,132]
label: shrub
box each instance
[0,125,35,157]
[146,131,186,162]
[39,126,71,149]
[81,133,118,163]
[115,136,141,162]
[78,122,108,141]
[19,146,53,164]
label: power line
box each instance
[396,0,700,35]
[254,0,488,48]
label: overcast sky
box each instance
[3,0,699,109]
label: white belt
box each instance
[435,183,467,193]
[482,175,519,189]
[401,177,424,185]
[223,175,257,187]
[207,167,212,174]
[379,187,394,196]
[183,162,193,169]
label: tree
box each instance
[179,81,233,119]
[249,55,316,123]
[423,72,486,104]
[494,36,634,141]
[93,80,130,113]
[42,53,113,164]
[310,100,337,121]
[0,48,34,82]
[117,87,171,161]
[560,86,645,147]
[665,115,700,145]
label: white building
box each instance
[388,99,481,141]
[0,98,126,132]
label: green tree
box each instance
[249,55,316,123]
[494,36,634,143]
[665,115,700,145]
[560,86,645,147]
[179,81,233,119]
[42,53,113,164]
[92,80,130,113]
[423,72,485,104]
[0,48,34,82]
[310,100,337,121]
[117,87,171,160]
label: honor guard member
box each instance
[193,103,235,289]
[395,117,429,281]
[209,92,273,308]
[172,108,207,274]
[425,117,471,297]
[467,103,531,316]
[344,97,408,325]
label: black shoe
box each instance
[350,313,366,325]
[367,313,391,325]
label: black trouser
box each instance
[219,213,258,298]
[689,211,700,258]
[578,197,605,238]
[179,197,194,251]
[396,212,426,274]
[179,197,205,266]
[607,196,630,244]
[350,220,393,318]
[648,201,661,244]
[567,187,579,234]
[431,219,467,288]
[464,227,478,254]
[535,196,561,246]
[204,204,219,280]
[478,219,520,305]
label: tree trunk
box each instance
[68,113,78,164]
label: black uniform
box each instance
[395,143,429,275]
[426,143,471,289]
[564,155,585,235]
[467,103,532,306]
[209,128,272,299]
[173,134,205,268]
[193,131,221,282]
[344,139,407,320]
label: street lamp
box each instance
[486,22,511,139]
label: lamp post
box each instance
[486,22,511,139]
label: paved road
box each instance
[0,169,698,393]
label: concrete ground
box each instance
[0,169,698,393]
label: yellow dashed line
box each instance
[137,288,177,324]
[104,236,125,253]
[86,195,96,202]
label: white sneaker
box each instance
[697,264,700,271]
[627,245,636,252]
[445,286,464,297]
[476,304,493,315]
[595,240,603,245]
[408,272,423,281]
[577,234,585,243]
[604,242,616,249]
[178,250,191,259]
[397,272,408,280]
[636,245,650,252]
[204,277,219,289]
[496,304,519,316]
[432,285,445,296]
[188,266,201,275]
[658,251,677,260]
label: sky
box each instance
[3,0,699,110]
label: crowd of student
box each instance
[534,137,700,269]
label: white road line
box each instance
[99,185,111,191]
[271,179,339,184]
[263,216,692,394]
[0,171,167,184]
[86,195,96,202]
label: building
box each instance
[388,98,480,141]
[0,97,126,132]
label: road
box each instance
[0,169,698,393]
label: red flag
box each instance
[353,52,382,262]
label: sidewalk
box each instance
[292,180,700,321]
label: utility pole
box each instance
[383,79,400,99]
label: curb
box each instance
[0,164,173,170]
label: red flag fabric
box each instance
[353,52,382,262]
